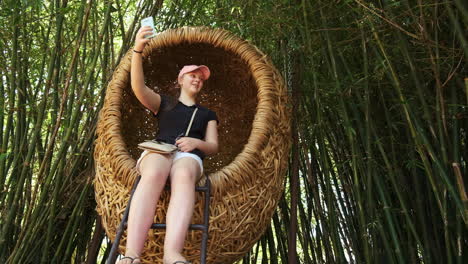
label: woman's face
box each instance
[179,70,204,95]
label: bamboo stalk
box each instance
[1,0,466,262]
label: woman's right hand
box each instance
[134,26,153,52]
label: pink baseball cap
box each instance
[178,65,210,80]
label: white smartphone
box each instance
[141,16,156,39]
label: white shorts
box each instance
[136,150,203,175]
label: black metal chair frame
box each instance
[106,175,211,264]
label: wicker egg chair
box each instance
[94,26,291,264]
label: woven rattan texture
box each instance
[94,27,291,264]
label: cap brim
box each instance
[179,65,211,81]
[195,65,210,80]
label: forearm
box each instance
[129,26,161,114]
[196,139,218,156]
[130,53,147,96]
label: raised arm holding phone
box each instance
[117,19,219,264]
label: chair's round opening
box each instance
[121,43,258,173]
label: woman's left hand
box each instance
[175,137,201,152]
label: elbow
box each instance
[200,139,218,156]
[212,142,219,154]
[206,142,219,156]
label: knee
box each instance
[141,169,168,185]
[172,168,197,185]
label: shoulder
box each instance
[196,105,218,123]
[158,94,178,112]
[196,105,215,115]
[195,104,209,112]
[153,94,178,117]
[160,94,176,103]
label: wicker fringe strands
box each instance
[94,27,291,264]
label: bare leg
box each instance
[117,152,173,264]
[163,157,201,264]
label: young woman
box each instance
[117,26,219,264]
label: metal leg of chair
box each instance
[106,176,141,264]
[107,175,209,264]
[200,176,211,264]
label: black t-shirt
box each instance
[155,95,218,160]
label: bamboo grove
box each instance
[0,0,466,263]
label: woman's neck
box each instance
[178,92,196,106]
